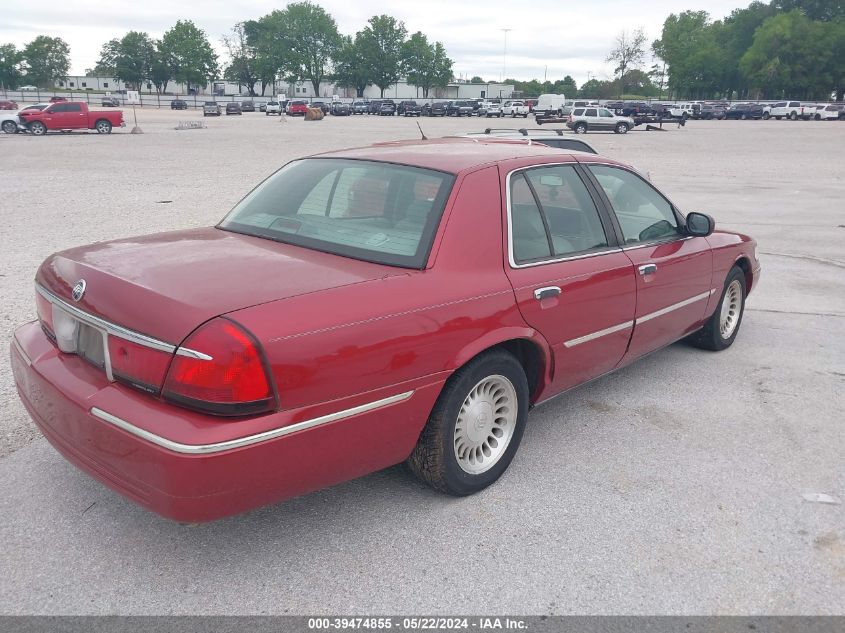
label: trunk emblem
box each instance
[71,280,86,302]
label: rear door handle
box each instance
[534,286,561,300]
[638,264,657,276]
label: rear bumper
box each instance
[11,321,443,522]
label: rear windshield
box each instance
[219,159,455,268]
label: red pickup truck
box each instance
[18,101,125,135]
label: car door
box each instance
[41,103,66,128]
[583,163,713,362]
[502,161,637,395]
[597,108,616,130]
[60,102,85,128]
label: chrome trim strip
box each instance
[89,390,415,455]
[12,335,31,366]
[564,320,634,348]
[636,290,712,324]
[36,284,210,361]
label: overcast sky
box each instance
[2,0,750,85]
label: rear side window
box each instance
[789,101,799,107]
[509,165,609,264]
[573,108,585,116]
[588,165,681,245]
[585,108,598,117]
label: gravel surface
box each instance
[0,109,843,614]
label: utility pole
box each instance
[501,29,512,83]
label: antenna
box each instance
[416,121,428,140]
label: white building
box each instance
[55,76,514,101]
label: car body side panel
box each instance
[232,166,550,411]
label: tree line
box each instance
[0,1,453,98]
[653,0,845,100]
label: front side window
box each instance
[220,159,455,268]
[588,165,681,245]
[509,165,609,264]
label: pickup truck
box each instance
[18,101,125,135]
[502,101,530,117]
[762,101,804,120]
[397,100,422,116]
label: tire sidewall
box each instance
[436,352,529,495]
[713,267,747,350]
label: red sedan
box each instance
[0,100,18,110]
[11,139,760,521]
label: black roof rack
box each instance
[482,128,566,136]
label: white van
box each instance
[534,94,566,118]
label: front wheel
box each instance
[29,121,47,136]
[408,350,529,496]
[614,122,629,134]
[762,112,770,120]
[688,266,746,351]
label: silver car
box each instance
[566,107,635,134]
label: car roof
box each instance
[314,138,603,174]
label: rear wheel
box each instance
[95,119,112,133]
[789,111,798,120]
[741,113,747,120]
[574,122,588,134]
[762,112,770,120]
[408,350,529,496]
[688,266,746,351]
[29,121,47,136]
[2,120,17,134]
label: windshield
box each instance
[219,159,456,268]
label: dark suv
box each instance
[398,101,421,116]
[170,99,188,110]
[725,103,763,120]
[447,100,474,117]
[422,102,447,117]
[368,100,383,115]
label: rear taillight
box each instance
[108,337,173,394]
[163,318,276,417]
[36,292,55,339]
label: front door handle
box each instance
[534,286,561,300]
[638,264,657,276]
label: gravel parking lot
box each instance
[0,109,843,614]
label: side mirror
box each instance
[686,212,714,237]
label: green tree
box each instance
[555,75,578,95]
[271,2,341,96]
[653,11,724,98]
[223,23,259,95]
[579,78,606,98]
[714,2,777,98]
[470,75,484,83]
[359,15,408,97]
[773,0,845,22]
[741,10,839,99]
[22,36,70,87]
[95,31,156,89]
[333,35,372,97]
[150,41,172,93]
[401,34,452,98]
[160,20,218,90]
[0,44,23,89]
[243,18,280,96]
[606,28,647,96]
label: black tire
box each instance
[741,113,747,120]
[408,349,529,496]
[762,112,770,120]
[775,116,782,120]
[614,122,629,134]
[95,119,112,134]
[688,266,746,351]
[815,114,821,121]
[574,122,588,134]
[789,111,797,120]
[2,120,18,134]
[29,121,47,136]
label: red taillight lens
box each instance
[163,318,275,416]
[36,292,55,339]
[108,337,173,394]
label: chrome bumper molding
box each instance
[90,390,415,455]
[564,320,634,348]
[636,289,716,324]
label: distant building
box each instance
[55,76,514,100]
